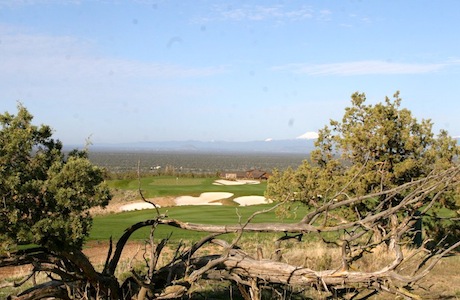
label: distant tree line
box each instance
[103,166,221,180]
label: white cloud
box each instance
[272,60,452,76]
[0,28,226,120]
[296,131,319,140]
[0,31,228,82]
[194,4,314,23]
[264,138,273,142]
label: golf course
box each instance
[91,175,304,242]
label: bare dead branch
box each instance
[10,281,70,300]
[106,218,159,275]
[0,271,35,289]
[137,159,161,217]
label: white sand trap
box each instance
[213,179,260,186]
[233,196,272,206]
[175,192,233,206]
[120,202,159,211]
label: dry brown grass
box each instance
[2,238,459,299]
[236,237,460,299]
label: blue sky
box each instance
[1,1,460,145]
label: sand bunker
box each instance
[118,192,271,211]
[233,196,272,206]
[175,192,233,206]
[119,202,159,212]
[213,179,260,186]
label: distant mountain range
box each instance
[71,137,459,154]
[83,139,317,154]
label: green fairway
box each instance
[98,176,280,242]
[89,204,308,242]
[107,175,267,198]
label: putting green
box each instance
[147,177,207,186]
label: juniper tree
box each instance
[0,104,111,252]
[266,92,459,243]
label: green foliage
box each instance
[266,92,459,240]
[0,104,111,251]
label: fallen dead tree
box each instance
[2,165,460,299]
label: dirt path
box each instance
[0,241,146,281]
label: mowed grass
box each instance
[89,204,309,242]
[97,176,281,242]
[107,176,267,198]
